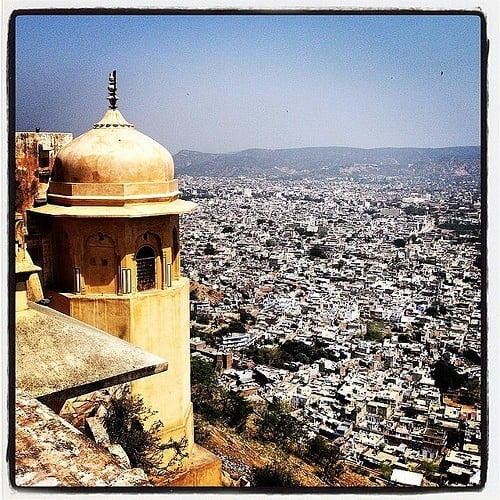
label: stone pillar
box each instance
[162,250,167,289]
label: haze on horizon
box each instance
[14,13,481,155]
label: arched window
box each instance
[136,245,156,291]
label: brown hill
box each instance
[190,281,223,304]
[199,422,380,488]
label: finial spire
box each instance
[94,70,133,128]
[107,70,119,109]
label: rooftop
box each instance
[29,198,197,218]
[16,302,168,402]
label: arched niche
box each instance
[84,232,118,293]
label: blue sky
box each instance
[14,13,481,153]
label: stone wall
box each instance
[15,131,73,215]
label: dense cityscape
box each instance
[11,9,488,493]
[181,172,482,487]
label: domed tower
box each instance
[29,72,197,462]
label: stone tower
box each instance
[28,72,198,463]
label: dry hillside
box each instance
[200,422,380,488]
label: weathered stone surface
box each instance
[15,390,151,487]
[85,416,110,446]
[221,469,248,487]
[15,131,73,215]
[106,444,131,469]
[110,469,149,486]
[16,303,168,401]
[60,393,109,430]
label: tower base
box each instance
[153,444,222,487]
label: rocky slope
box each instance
[199,422,380,488]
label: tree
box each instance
[193,414,210,444]
[404,205,427,216]
[296,352,310,365]
[461,376,481,404]
[431,360,464,393]
[191,356,217,386]
[306,434,330,464]
[239,309,255,324]
[425,303,448,317]
[221,390,252,431]
[403,406,418,419]
[415,459,439,478]
[473,254,482,269]
[228,320,246,333]
[446,427,465,449]
[191,357,221,421]
[256,402,305,453]
[309,245,326,259]
[365,320,389,342]
[463,349,481,365]
[393,238,406,248]
[103,388,187,477]
[195,313,210,325]
[204,243,217,255]
[305,435,343,483]
[380,463,392,481]
[191,357,252,430]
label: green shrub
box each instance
[365,320,389,342]
[309,245,326,259]
[191,357,252,431]
[251,463,299,487]
[256,402,305,453]
[381,463,392,480]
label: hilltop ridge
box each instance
[174,145,480,179]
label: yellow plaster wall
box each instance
[69,296,132,341]
[129,278,193,451]
[163,444,222,487]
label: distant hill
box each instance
[174,146,480,180]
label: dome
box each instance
[47,72,179,207]
[52,109,174,185]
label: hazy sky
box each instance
[14,13,481,154]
